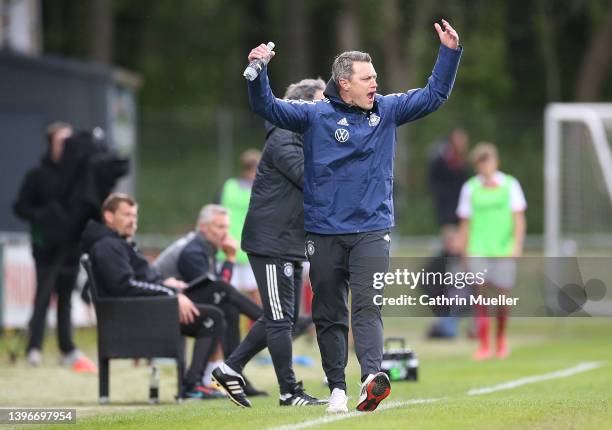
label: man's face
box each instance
[104,202,138,238]
[50,127,73,163]
[340,61,378,110]
[199,212,229,249]
[450,130,468,154]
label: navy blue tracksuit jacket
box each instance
[248,44,462,235]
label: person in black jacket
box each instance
[13,122,97,371]
[213,78,326,408]
[428,128,469,228]
[153,204,265,395]
[81,193,226,399]
[426,128,469,338]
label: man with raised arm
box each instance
[243,20,462,413]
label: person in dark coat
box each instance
[213,78,326,409]
[153,204,266,396]
[426,128,470,338]
[14,122,97,371]
[428,128,470,227]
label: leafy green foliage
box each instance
[40,0,612,234]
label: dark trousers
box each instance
[184,279,262,356]
[306,230,390,392]
[180,303,225,386]
[27,255,79,354]
[225,255,303,394]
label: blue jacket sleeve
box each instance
[247,68,313,134]
[387,44,463,126]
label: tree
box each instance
[575,6,612,101]
[283,0,310,82]
[89,0,113,64]
[337,0,360,50]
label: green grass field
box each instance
[1,317,611,429]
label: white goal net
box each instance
[545,103,612,257]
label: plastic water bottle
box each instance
[243,42,275,81]
[149,364,159,404]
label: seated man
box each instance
[153,204,265,394]
[80,193,225,399]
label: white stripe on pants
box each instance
[266,264,284,320]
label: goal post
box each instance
[544,103,612,257]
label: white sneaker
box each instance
[356,372,391,412]
[326,388,348,413]
[60,349,83,366]
[26,349,42,366]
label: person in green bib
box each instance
[217,149,262,305]
[457,142,526,360]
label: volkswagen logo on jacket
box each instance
[334,128,349,143]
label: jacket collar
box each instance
[81,220,127,253]
[323,79,375,113]
[196,231,217,255]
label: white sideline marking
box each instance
[267,398,442,430]
[267,361,606,430]
[467,361,605,396]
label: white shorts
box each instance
[230,263,258,292]
[467,257,516,290]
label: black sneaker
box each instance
[279,381,328,407]
[212,367,251,408]
[243,375,268,397]
[356,372,391,412]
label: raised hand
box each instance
[221,235,238,261]
[434,19,459,50]
[248,43,276,63]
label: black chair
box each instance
[80,254,185,403]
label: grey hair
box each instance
[331,51,372,84]
[284,78,326,101]
[197,204,228,228]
